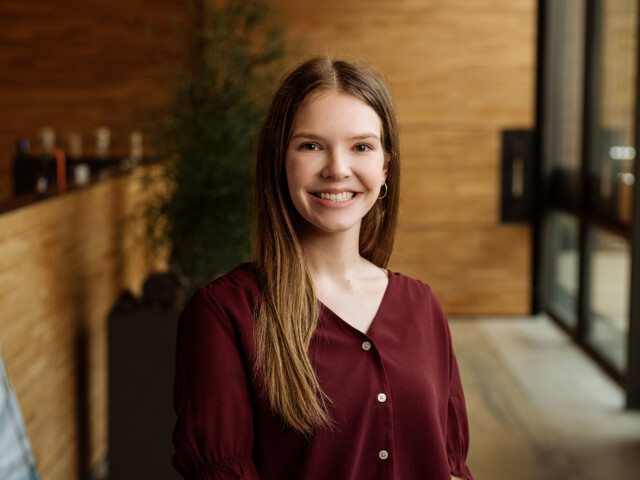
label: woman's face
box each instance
[285,90,388,237]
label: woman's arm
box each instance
[172,288,260,479]
[444,320,474,480]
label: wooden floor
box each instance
[450,316,640,480]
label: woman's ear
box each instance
[382,160,389,182]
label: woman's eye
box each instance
[355,144,372,152]
[300,143,319,151]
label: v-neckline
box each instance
[318,270,393,337]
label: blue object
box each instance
[0,345,40,480]
[17,139,30,155]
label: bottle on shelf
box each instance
[95,126,110,159]
[35,127,56,195]
[121,130,144,171]
[54,148,66,194]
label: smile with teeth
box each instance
[314,192,356,202]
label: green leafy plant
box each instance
[144,0,284,294]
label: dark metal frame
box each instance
[536,0,640,405]
[531,0,545,314]
[576,0,601,345]
[627,0,640,409]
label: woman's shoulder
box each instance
[202,262,259,292]
[386,269,446,316]
[388,269,434,296]
[187,262,261,313]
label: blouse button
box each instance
[379,450,389,460]
[362,341,372,351]
[377,393,387,403]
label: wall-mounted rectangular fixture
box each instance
[501,129,534,223]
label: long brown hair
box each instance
[253,57,400,436]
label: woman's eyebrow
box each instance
[350,133,380,141]
[290,132,325,141]
[290,132,380,141]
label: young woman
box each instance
[172,57,473,480]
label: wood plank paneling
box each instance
[0,169,163,479]
[399,128,500,225]
[274,0,537,314]
[392,225,531,315]
[275,0,535,130]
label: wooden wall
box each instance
[0,0,187,201]
[0,0,537,314]
[0,170,162,479]
[273,0,537,314]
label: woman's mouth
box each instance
[312,192,356,202]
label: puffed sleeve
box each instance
[172,288,260,479]
[446,335,474,480]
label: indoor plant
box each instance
[143,0,285,296]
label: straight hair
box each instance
[253,57,400,436]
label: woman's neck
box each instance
[301,225,389,334]
[301,228,363,282]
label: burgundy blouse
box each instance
[172,263,473,480]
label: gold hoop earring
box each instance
[378,182,388,200]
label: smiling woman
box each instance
[171,57,474,480]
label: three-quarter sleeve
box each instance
[446,340,474,480]
[172,288,259,479]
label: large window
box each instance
[539,0,639,404]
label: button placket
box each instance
[358,337,391,467]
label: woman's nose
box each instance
[322,149,351,179]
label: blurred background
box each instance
[0,0,639,479]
